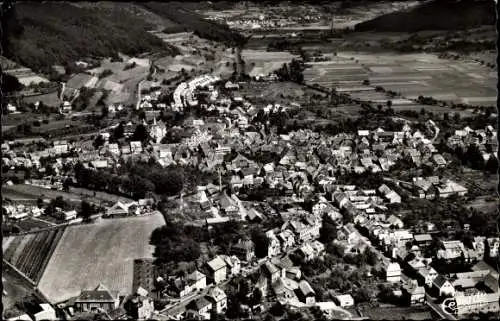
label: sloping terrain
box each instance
[140,2,247,47]
[38,213,165,304]
[2,2,178,74]
[355,0,495,32]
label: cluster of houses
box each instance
[446,125,498,165]
[3,203,43,221]
[173,74,221,111]
[399,176,468,200]
[104,199,158,217]
[220,12,322,30]
[351,194,499,315]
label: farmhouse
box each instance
[74,284,120,312]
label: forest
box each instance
[2,2,178,74]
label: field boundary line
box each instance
[3,259,36,287]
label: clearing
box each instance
[38,213,165,304]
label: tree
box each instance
[251,229,270,258]
[251,288,263,306]
[362,79,370,86]
[269,302,284,317]
[80,200,93,221]
[319,213,337,244]
[131,124,149,142]
[93,134,105,149]
[386,100,392,108]
[365,248,378,265]
[101,105,108,118]
[485,156,498,173]
[113,123,124,140]
[37,197,44,208]
[353,288,371,303]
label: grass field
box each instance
[11,218,55,233]
[3,227,66,284]
[38,213,165,304]
[2,184,133,206]
[359,305,433,320]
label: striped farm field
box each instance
[38,213,165,304]
[2,227,66,284]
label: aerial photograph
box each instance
[1,0,498,320]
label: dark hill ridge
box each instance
[2,2,179,74]
[354,0,495,32]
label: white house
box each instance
[335,294,354,308]
[206,286,227,314]
[384,262,402,283]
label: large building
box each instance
[74,284,120,312]
[452,293,500,316]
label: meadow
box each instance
[37,213,165,304]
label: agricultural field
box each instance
[38,213,165,304]
[3,227,66,283]
[301,51,496,111]
[241,49,300,78]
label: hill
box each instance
[354,0,495,32]
[2,2,179,74]
[140,2,247,47]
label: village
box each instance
[3,61,499,320]
[2,1,499,321]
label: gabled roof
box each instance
[207,286,227,301]
[207,256,226,271]
[263,261,280,275]
[414,234,433,243]
[298,280,315,296]
[76,284,117,303]
[432,275,450,288]
[186,297,211,311]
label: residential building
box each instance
[334,294,354,308]
[231,239,255,262]
[297,280,316,304]
[437,240,465,261]
[74,284,120,312]
[206,286,227,314]
[454,293,500,316]
[129,295,155,320]
[486,237,499,257]
[384,262,402,283]
[262,262,280,283]
[185,297,212,320]
[402,281,425,305]
[432,275,455,297]
[206,256,227,284]
[33,304,57,321]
